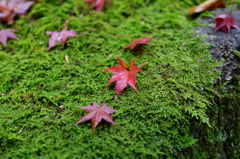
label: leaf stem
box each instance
[229,1,235,16]
[138,62,149,68]
[98,93,102,105]
[63,12,74,30]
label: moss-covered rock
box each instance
[0,0,239,158]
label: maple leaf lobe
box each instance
[215,14,240,34]
[85,0,108,11]
[75,102,116,133]
[0,29,19,46]
[123,37,156,50]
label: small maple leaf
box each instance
[46,30,76,50]
[103,57,148,100]
[75,102,116,134]
[46,17,76,50]
[123,37,156,50]
[0,29,19,46]
[0,0,34,24]
[215,14,240,34]
[85,0,108,11]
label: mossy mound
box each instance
[0,0,239,158]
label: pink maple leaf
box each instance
[0,29,19,46]
[0,0,34,24]
[8,0,34,14]
[85,0,108,11]
[123,37,156,50]
[103,57,148,100]
[46,30,76,50]
[75,102,116,134]
[46,17,76,50]
[215,14,240,34]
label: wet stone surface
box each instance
[195,8,240,88]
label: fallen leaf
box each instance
[0,29,19,46]
[103,57,148,100]
[75,102,116,134]
[85,0,108,11]
[189,0,225,19]
[0,0,34,24]
[46,30,76,50]
[123,37,156,50]
[46,17,76,50]
[215,14,240,34]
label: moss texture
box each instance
[0,0,239,158]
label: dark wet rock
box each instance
[194,8,240,159]
[195,8,240,88]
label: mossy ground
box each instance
[0,0,239,158]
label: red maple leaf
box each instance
[0,29,19,46]
[75,102,116,134]
[85,0,108,11]
[0,0,34,24]
[46,17,76,50]
[103,57,148,100]
[215,14,240,34]
[123,37,156,50]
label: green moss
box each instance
[0,0,239,158]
